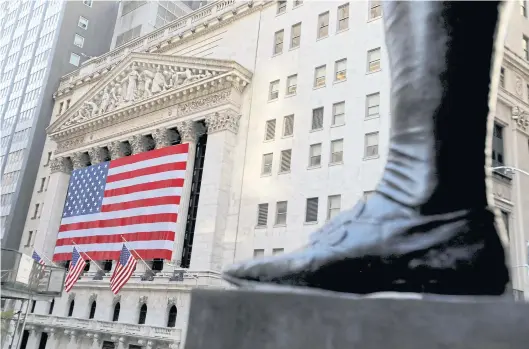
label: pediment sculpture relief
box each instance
[64,62,216,128]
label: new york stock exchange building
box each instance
[13,1,529,349]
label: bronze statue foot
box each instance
[223,194,508,295]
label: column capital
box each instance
[205,110,240,134]
[130,134,153,154]
[71,152,90,170]
[50,157,73,174]
[88,147,107,164]
[153,128,179,148]
[108,141,128,160]
[176,120,199,143]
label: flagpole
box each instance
[70,241,103,271]
[119,235,153,272]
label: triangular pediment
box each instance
[48,52,252,136]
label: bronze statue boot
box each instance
[223,1,510,295]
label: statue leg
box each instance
[223,1,510,296]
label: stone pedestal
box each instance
[185,289,529,349]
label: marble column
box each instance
[108,141,128,160]
[189,111,240,271]
[172,120,200,266]
[71,152,90,170]
[35,156,73,262]
[153,127,178,149]
[90,333,102,349]
[45,328,59,349]
[25,328,40,349]
[130,134,151,155]
[88,147,107,164]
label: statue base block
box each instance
[185,288,529,349]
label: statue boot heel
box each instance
[223,1,510,296]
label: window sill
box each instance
[282,134,293,139]
[367,16,382,23]
[363,155,380,161]
[285,93,296,99]
[37,190,43,193]
[333,79,347,85]
[289,46,299,52]
[276,10,286,17]
[366,69,381,75]
[268,98,279,103]
[293,3,303,9]
[313,85,326,90]
[336,27,349,34]
[310,128,323,133]
[316,35,329,42]
[260,173,272,178]
[331,123,345,128]
[263,139,275,143]
[273,224,287,228]
[272,52,283,58]
[304,221,318,225]
[329,161,343,167]
[307,165,321,170]
[365,115,380,121]
[31,217,37,220]
[278,170,291,175]
[255,225,267,229]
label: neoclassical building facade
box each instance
[13,1,529,349]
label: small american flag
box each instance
[64,247,86,292]
[32,251,45,265]
[110,244,137,294]
[52,144,188,262]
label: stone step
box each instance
[184,288,529,349]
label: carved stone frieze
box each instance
[205,110,240,134]
[50,157,73,174]
[72,152,90,170]
[139,296,148,304]
[512,106,529,131]
[88,147,107,164]
[55,136,85,154]
[62,62,216,129]
[177,90,231,116]
[108,141,129,160]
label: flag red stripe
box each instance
[101,196,181,212]
[110,264,122,283]
[103,178,184,197]
[55,231,175,246]
[109,143,189,168]
[53,249,172,262]
[111,258,137,294]
[106,162,187,183]
[59,213,178,232]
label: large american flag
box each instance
[110,244,137,294]
[52,143,189,261]
[64,247,86,292]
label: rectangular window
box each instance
[522,36,529,61]
[32,203,40,219]
[265,119,276,141]
[330,139,344,164]
[327,195,341,220]
[317,12,329,39]
[58,102,64,115]
[257,203,268,227]
[83,0,93,7]
[312,107,324,130]
[369,0,382,19]
[492,123,505,167]
[25,231,33,247]
[367,48,381,72]
[272,248,284,255]
[280,149,292,173]
[309,143,322,167]
[501,210,510,239]
[337,3,349,31]
[69,53,80,67]
[74,34,84,48]
[269,80,279,100]
[253,249,265,258]
[78,16,89,30]
[274,30,284,55]
[500,67,505,88]
[366,93,380,118]
[283,115,294,137]
[365,132,379,158]
[314,65,326,88]
[305,197,319,223]
[66,99,71,110]
[277,0,287,14]
[334,59,347,81]
[45,152,51,166]
[332,102,345,126]
[286,74,297,95]
[275,201,288,225]
[294,0,303,7]
[38,177,46,192]
[522,0,528,17]
[262,153,273,175]
[291,23,301,48]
